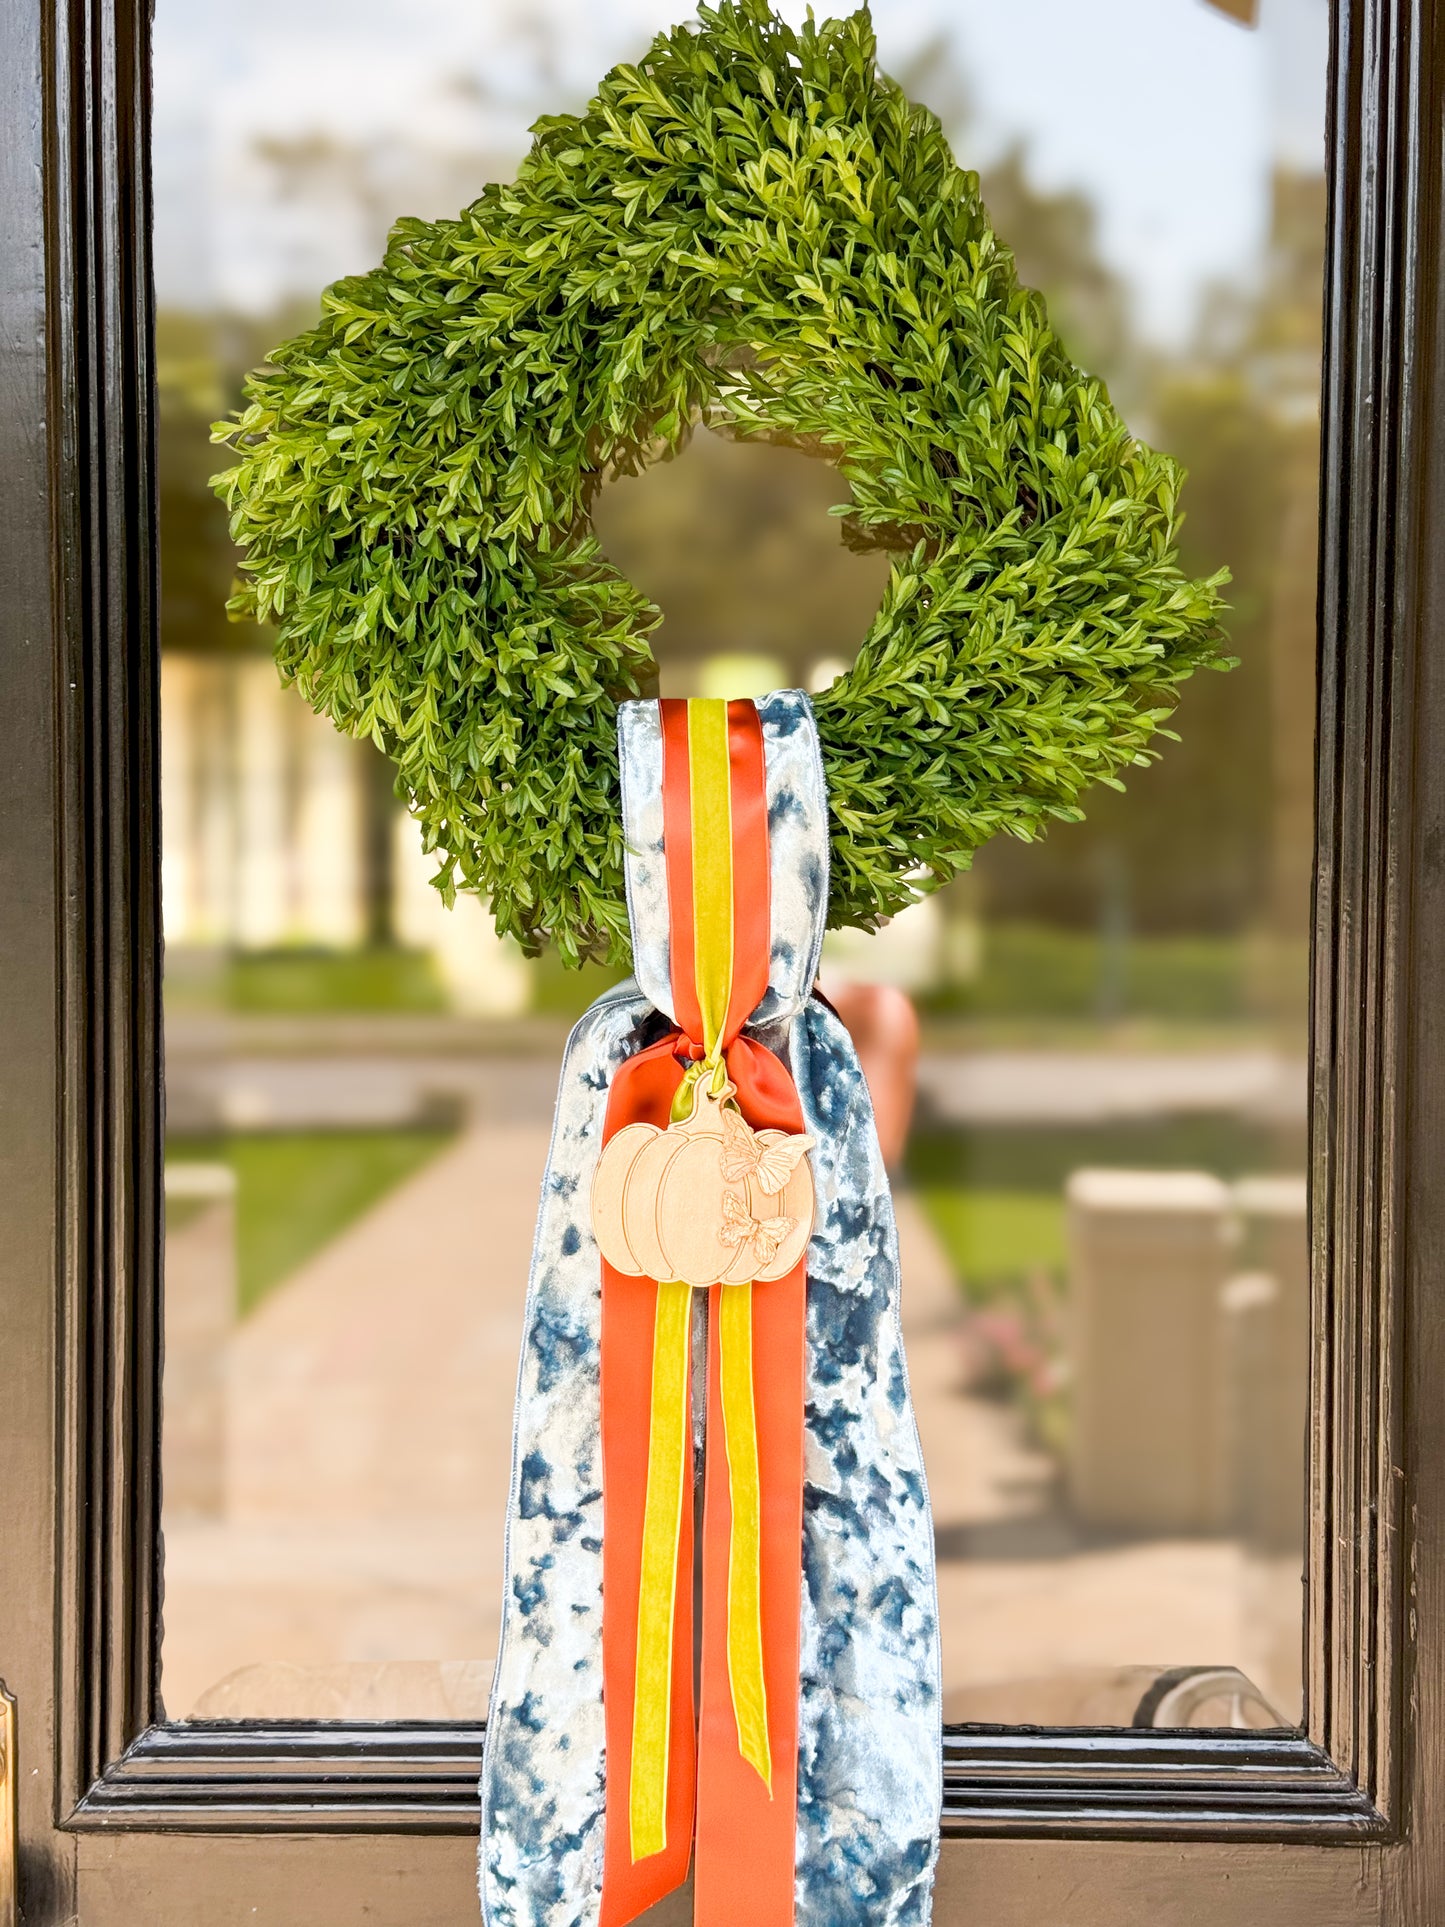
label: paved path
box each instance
[164,1119,541,1718]
[916,1048,1306,1126]
[161,1102,1273,1725]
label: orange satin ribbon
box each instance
[599,700,804,1927]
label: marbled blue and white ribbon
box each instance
[481,690,941,1926]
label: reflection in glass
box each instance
[155,0,1324,1727]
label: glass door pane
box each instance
[154,0,1325,1729]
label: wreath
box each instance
[213,0,1228,966]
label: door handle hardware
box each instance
[0,1679,15,1927]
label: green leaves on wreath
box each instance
[213,0,1229,966]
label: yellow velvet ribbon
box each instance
[629,1273,692,1861]
[718,1275,771,1791]
[629,700,771,1862]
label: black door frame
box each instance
[2,0,1443,1919]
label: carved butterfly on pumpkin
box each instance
[718,1191,795,1268]
[718,1107,816,1195]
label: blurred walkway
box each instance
[162,1119,542,1718]
[917,1047,1305,1126]
[161,1103,1249,1726]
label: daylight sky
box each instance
[152,0,1328,346]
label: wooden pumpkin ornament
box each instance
[591,1073,815,1287]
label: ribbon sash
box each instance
[599,700,805,1927]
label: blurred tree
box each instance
[976,163,1322,942]
[157,312,249,658]
[974,144,1135,401]
[591,426,891,693]
[1251,170,1329,959]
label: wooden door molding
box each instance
[45,0,164,1824]
[2,0,1444,1916]
[1308,0,1420,1824]
[0,0,88,1918]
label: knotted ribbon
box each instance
[599,699,803,1926]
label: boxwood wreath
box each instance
[213,0,1229,967]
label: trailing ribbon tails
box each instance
[597,700,805,1926]
[480,691,941,1927]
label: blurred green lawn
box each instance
[162,925,1304,1037]
[920,922,1304,1027]
[228,947,449,1014]
[168,1128,454,1314]
[909,1112,1292,1303]
[917,1187,1067,1297]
